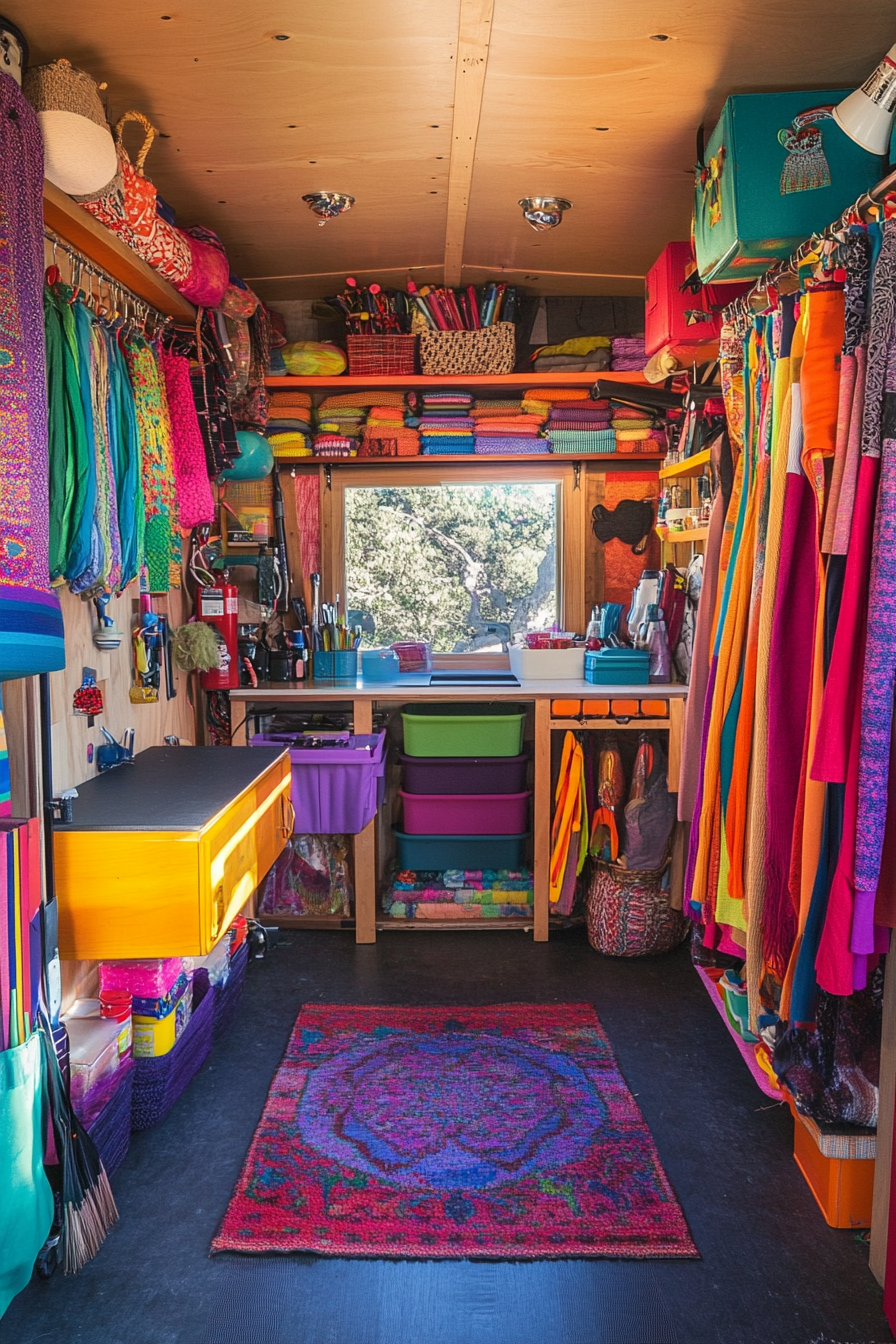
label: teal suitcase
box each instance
[694,89,882,282]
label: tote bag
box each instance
[0,1033,54,1316]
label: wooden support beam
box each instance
[443,0,494,287]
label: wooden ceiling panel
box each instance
[8,0,896,296]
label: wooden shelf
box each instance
[265,372,648,390]
[656,524,709,544]
[43,180,196,324]
[659,447,712,480]
[278,452,665,466]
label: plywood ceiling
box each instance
[11,0,896,299]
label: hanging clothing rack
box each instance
[44,226,172,336]
[721,164,896,325]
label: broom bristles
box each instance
[63,1166,119,1275]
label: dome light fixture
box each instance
[302,191,355,226]
[518,196,572,231]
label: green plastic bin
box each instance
[401,702,527,758]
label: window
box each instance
[344,481,560,653]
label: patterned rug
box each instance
[212,1004,697,1260]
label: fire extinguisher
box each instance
[197,583,239,690]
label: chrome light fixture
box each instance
[302,191,355,226]
[518,196,572,231]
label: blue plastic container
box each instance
[392,829,529,870]
[362,648,400,683]
[312,650,358,685]
[585,648,650,686]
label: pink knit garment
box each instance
[160,348,216,529]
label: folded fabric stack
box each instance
[419,390,475,454]
[312,392,411,459]
[532,336,612,373]
[383,868,535,919]
[360,405,420,457]
[315,403,367,452]
[545,396,615,453]
[611,401,667,453]
[264,390,313,457]
[521,387,594,418]
[611,336,647,371]
[470,396,550,454]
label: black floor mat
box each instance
[203,1257,679,1344]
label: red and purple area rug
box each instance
[212,1003,697,1260]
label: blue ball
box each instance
[219,430,274,481]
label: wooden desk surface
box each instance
[230,679,687,703]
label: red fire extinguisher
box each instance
[197,584,239,690]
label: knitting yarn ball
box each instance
[220,430,273,481]
[281,342,347,376]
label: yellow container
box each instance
[132,992,191,1058]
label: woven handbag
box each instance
[346,335,417,376]
[419,322,515,376]
[585,857,689,957]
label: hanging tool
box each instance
[270,470,291,614]
[92,592,123,650]
[158,614,176,700]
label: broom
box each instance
[37,673,118,1273]
[40,1021,119,1272]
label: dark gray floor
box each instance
[2,929,892,1344]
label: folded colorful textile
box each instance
[533,336,612,358]
[550,429,616,454]
[269,390,312,410]
[320,391,406,410]
[474,437,551,454]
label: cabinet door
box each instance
[199,755,292,952]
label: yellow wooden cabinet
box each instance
[54,747,291,960]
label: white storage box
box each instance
[509,647,584,681]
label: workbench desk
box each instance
[231,680,688,944]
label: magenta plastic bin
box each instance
[251,731,386,834]
[399,790,531,835]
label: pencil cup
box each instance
[312,651,359,685]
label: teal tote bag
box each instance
[0,1033,54,1317]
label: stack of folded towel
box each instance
[419,390,475,454]
[265,390,313,457]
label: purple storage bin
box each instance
[131,974,215,1131]
[400,790,531,835]
[399,752,529,795]
[251,731,386,834]
[83,1061,135,1178]
[213,941,249,1040]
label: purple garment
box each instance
[679,485,726,822]
[0,71,64,680]
[855,233,896,899]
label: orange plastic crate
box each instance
[582,700,610,716]
[786,1094,875,1228]
[641,699,669,717]
[551,699,581,717]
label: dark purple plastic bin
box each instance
[399,752,529,795]
[251,731,386,834]
[131,975,215,1131]
[400,790,531,835]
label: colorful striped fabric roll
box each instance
[474,437,552,454]
[550,429,616,454]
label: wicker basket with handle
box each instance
[585,855,689,957]
[346,335,417,376]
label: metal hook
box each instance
[573,462,581,491]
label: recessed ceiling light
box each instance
[430,124,439,128]
[594,126,609,131]
[309,160,316,163]
[273,33,290,40]
[518,197,572,231]
[430,190,438,194]
[218,200,226,203]
[650,33,670,41]
[160,14,172,19]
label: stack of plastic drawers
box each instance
[394,703,531,874]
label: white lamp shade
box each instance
[38,109,118,197]
[833,43,896,155]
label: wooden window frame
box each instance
[321,461,585,658]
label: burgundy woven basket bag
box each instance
[346,334,417,376]
[585,856,689,957]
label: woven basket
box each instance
[585,857,689,957]
[346,335,417,376]
[419,322,515,376]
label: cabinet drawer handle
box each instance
[211,883,225,939]
[280,793,295,838]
